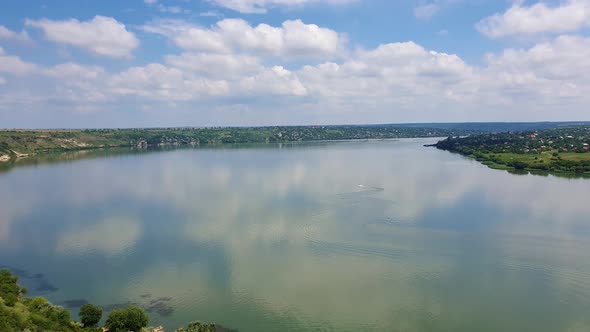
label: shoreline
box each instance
[0,126,461,164]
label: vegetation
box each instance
[79,303,103,327]
[176,321,217,332]
[105,306,149,332]
[0,269,22,307]
[433,127,590,176]
[0,269,225,332]
[0,269,80,332]
[0,125,475,163]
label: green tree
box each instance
[105,306,148,332]
[178,321,217,332]
[0,269,21,307]
[79,303,102,327]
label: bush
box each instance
[105,306,148,332]
[0,269,21,307]
[79,303,103,327]
[178,321,217,332]
[508,161,528,170]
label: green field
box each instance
[470,151,590,176]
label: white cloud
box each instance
[0,47,38,74]
[298,41,473,101]
[0,77,6,85]
[200,10,223,17]
[165,52,263,78]
[3,13,590,124]
[486,35,590,80]
[413,0,458,20]
[109,63,230,100]
[239,65,308,96]
[414,3,439,20]
[483,35,590,98]
[0,25,32,43]
[25,15,139,58]
[210,0,354,14]
[44,62,105,80]
[144,0,189,14]
[477,0,590,38]
[144,18,343,59]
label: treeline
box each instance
[0,269,220,332]
[0,125,474,159]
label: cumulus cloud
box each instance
[143,18,343,59]
[298,41,473,102]
[239,65,308,96]
[0,25,32,43]
[0,47,38,74]
[483,35,590,98]
[476,0,590,38]
[25,15,139,58]
[3,12,590,125]
[109,63,230,100]
[486,35,590,80]
[210,0,354,14]
[165,52,264,78]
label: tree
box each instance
[0,269,21,307]
[79,303,102,327]
[178,321,217,332]
[105,306,148,332]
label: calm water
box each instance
[2,139,590,331]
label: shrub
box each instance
[0,269,21,307]
[178,321,217,332]
[105,306,148,332]
[79,303,103,327]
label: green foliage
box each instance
[0,126,474,157]
[105,306,149,332]
[0,269,106,332]
[177,321,217,332]
[0,269,167,332]
[26,296,73,330]
[0,294,81,332]
[0,300,26,331]
[0,269,21,307]
[508,161,528,170]
[80,303,103,327]
[434,127,590,176]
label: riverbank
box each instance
[432,127,590,176]
[0,126,472,163]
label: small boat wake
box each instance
[357,184,385,192]
[337,184,384,199]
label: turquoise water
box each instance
[1,139,590,331]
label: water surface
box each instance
[1,139,590,331]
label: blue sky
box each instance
[1,0,590,128]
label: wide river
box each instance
[1,139,590,331]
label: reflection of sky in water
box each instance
[1,139,590,331]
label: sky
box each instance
[1,0,590,128]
